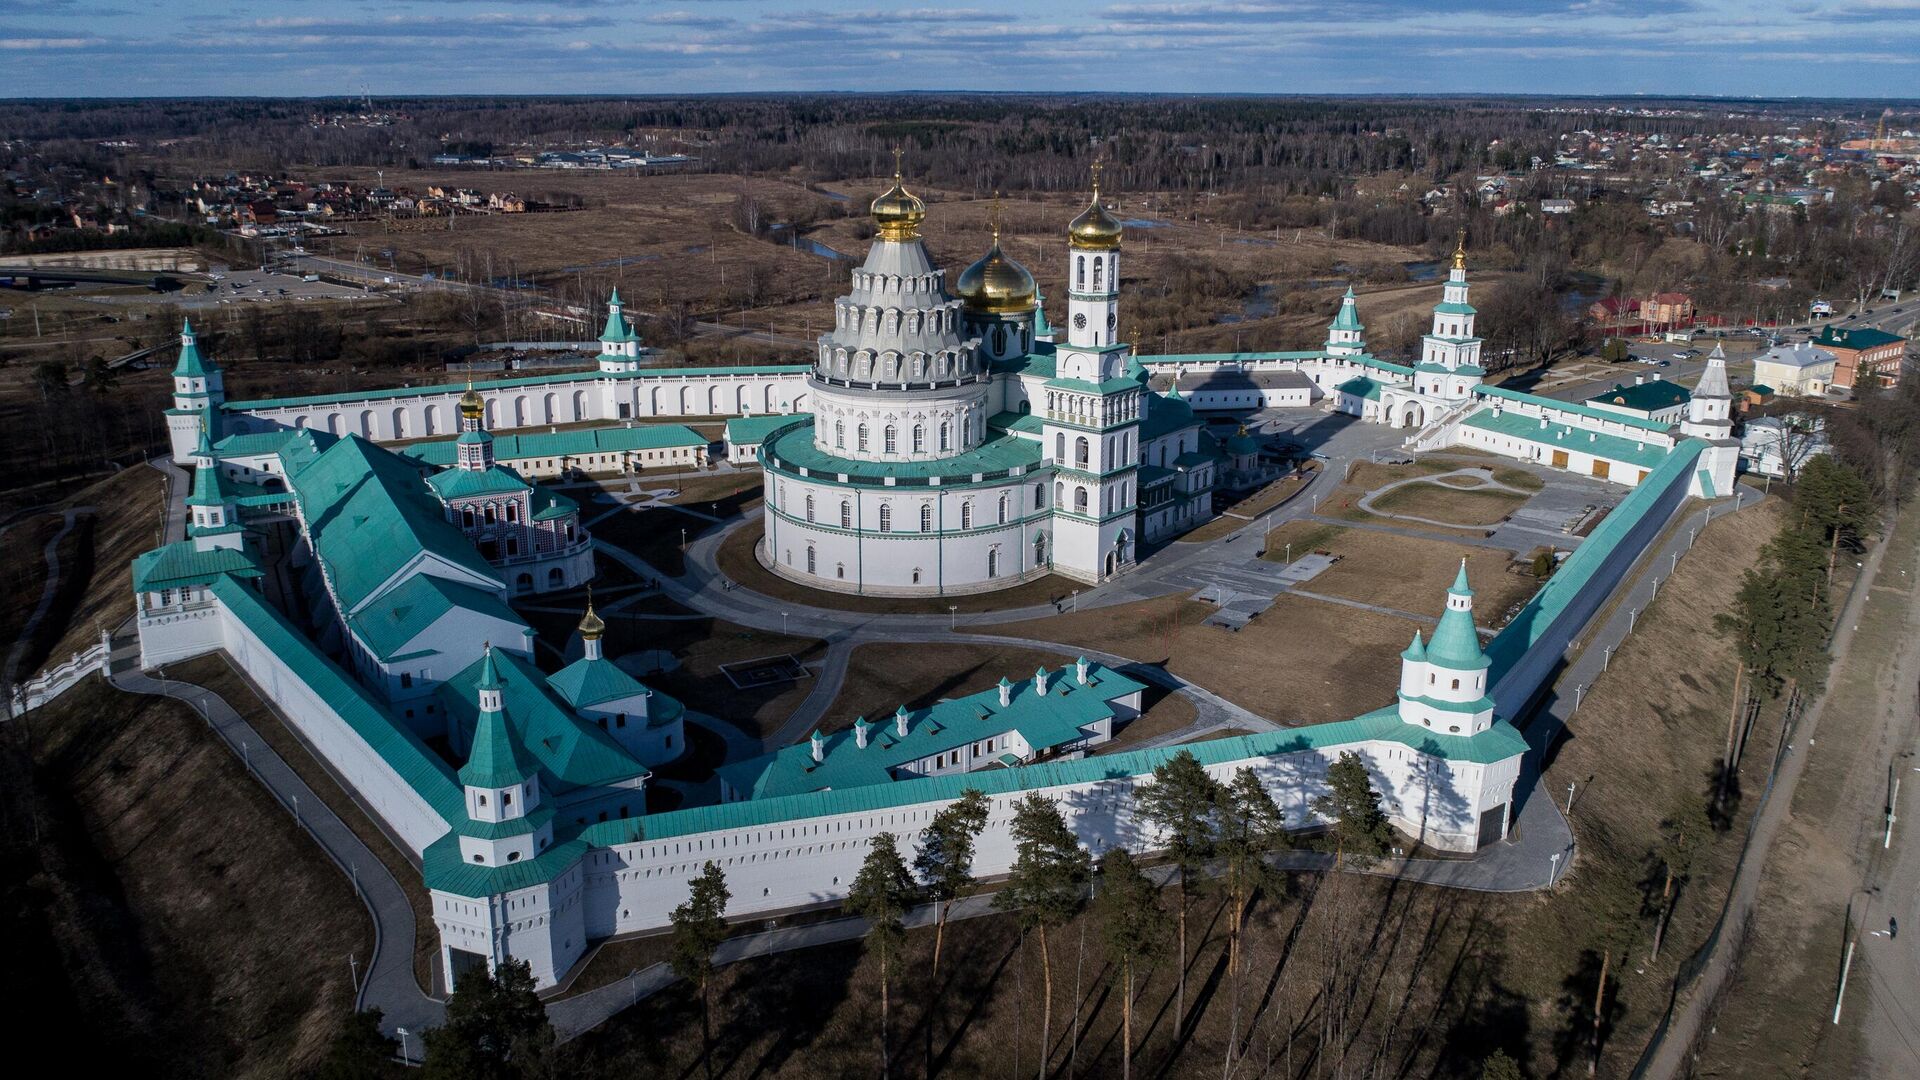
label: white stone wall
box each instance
[480,733,1513,986]
[807,380,992,460]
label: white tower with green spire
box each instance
[1396,562,1496,735]
[1683,343,1740,497]
[1324,287,1366,357]
[457,646,553,868]
[186,423,245,552]
[596,288,642,373]
[165,318,225,464]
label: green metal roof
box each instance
[531,486,577,522]
[1462,409,1671,470]
[172,320,209,378]
[132,541,262,592]
[1139,392,1203,441]
[725,413,809,446]
[1585,380,1690,413]
[1474,384,1673,435]
[714,661,1151,801]
[460,702,539,790]
[547,654,653,710]
[1432,301,1477,316]
[425,465,529,501]
[1813,325,1904,350]
[215,428,339,459]
[224,365,807,413]
[187,462,242,508]
[401,422,709,469]
[762,419,1044,484]
[1426,564,1489,670]
[347,573,524,661]
[599,300,637,344]
[1330,288,1364,332]
[1045,375,1144,395]
[286,435,501,613]
[987,410,1046,436]
[436,648,648,796]
[1337,375,1384,402]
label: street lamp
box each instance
[781,611,789,635]
[1549,852,1561,887]
[396,1027,411,1065]
[949,605,958,631]
[1071,589,1079,613]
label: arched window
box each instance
[505,502,518,523]
[462,507,476,528]
[884,426,898,454]
[858,424,869,451]
[998,493,1009,523]
[1075,437,1090,468]
[807,546,816,573]
[1076,255,1085,288]
[1034,482,1045,509]
[805,494,815,522]
[911,568,922,584]
[921,504,933,532]
[988,548,1000,576]
[840,500,851,528]
[1055,432,1066,460]
[1074,486,1089,512]
[960,502,973,529]
[835,420,845,448]
[1092,258,1103,290]
[879,504,892,532]
[484,503,497,525]
[912,424,924,453]
[940,422,951,451]
[1451,678,1460,690]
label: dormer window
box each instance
[503,790,513,807]
[478,793,488,806]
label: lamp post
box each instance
[781,611,789,635]
[1071,589,1079,612]
[949,605,958,631]
[396,1027,411,1065]
[1549,852,1561,887]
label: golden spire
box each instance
[1452,229,1467,271]
[1090,159,1103,196]
[870,145,925,241]
[990,190,1002,242]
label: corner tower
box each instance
[1396,562,1496,735]
[1683,344,1741,497]
[1325,287,1366,357]
[597,288,642,373]
[166,319,225,464]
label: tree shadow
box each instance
[1551,948,1624,1078]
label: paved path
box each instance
[3,505,91,687]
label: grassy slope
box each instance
[0,675,368,1078]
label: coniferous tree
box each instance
[670,861,731,1080]
[1313,751,1394,865]
[1217,767,1288,1072]
[1481,1048,1523,1080]
[993,793,1090,1080]
[913,787,989,976]
[1095,848,1167,1080]
[847,831,915,1080]
[1133,749,1220,1035]
[421,960,553,1080]
[1649,790,1710,962]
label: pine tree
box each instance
[1649,790,1709,962]
[1217,767,1288,1073]
[1481,1048,1523,1080]
[847,832,915,1080]
[317,1008,399,1080]
[670,861,731,1080]
[1132,749,1220,1036]
[1096,848,1167,1080]
[913,787,989,977]
[993,792,1090,1080]
[422,959,553,1080]
[1313,751,1394,865]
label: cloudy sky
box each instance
[4,0,1918,98]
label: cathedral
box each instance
[757,159,1214,595]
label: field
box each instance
[1368,481,1529,526]
[0,675,369,1078]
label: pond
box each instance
[1120,218,1171,229]
[1218,283,1277,324]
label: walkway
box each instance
[3,505,91,688]
[1354,466,1534,530]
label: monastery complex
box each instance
[131,163,1742,989]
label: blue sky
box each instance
[3,0,1918,98]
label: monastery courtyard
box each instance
[522,400,1627,810]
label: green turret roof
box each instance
[172,318,210,378]
[1330,287,1364,332]
[600,291,637,344]
[1426,562,1489,670]
[1400,629,1427,662]
[1033,288,1052,338]
[459,651,538,790]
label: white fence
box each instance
[7,631,113,716]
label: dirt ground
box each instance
[1177,472,1312,543]
[1368,481,1529,526]
[991,591,1416,725]
[1301,527,1540,627]
[823,641,1083,730]
[0,674,370,1077]
[45,466,168,661]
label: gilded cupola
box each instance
[869,147,926,242]
[1067,161,1123,251]
[955,200,1037,314]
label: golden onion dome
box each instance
[578,593,605,641]
[458,380,485,418]
[1067,162,1123,251]
[955,228,1037,315]
[870,147,925,241]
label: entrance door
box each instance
[1592,459,1611,480]
[1550,449,1569,469]
[1476,804,1507,847]
[448,948,490,986]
